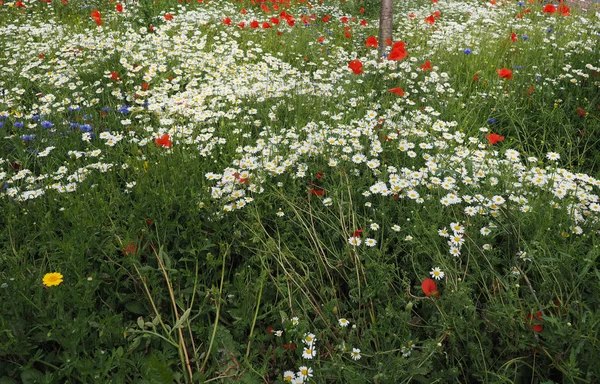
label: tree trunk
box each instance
[378,0,394,55]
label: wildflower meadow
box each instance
[0,0,599,382]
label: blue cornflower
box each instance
[69,122,79,129]
[487,118,496,124]
[463,48,472,55]
[32,115,40,121]
[547,27,554,33]
[14,122,24,129]
[68,106,80,112]
[515,65,522,70]
[21,134,35,141]
[79,124,92,133]
[0,122,3,128]
[117,105,130,114]
[41,121,53,129]
[522,35,529,40]
[517,1,524,5]
[101,106,111,112]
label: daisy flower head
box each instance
[339,318,350,327]
[370,223,380,230]
[303,333,316,345]
[365,238,377,247]
[430,267,445,280]
[351,348,361,360]
[391,224,401,232]
[302,346,316,359]
[42,272,64,287]
[291,316,299,326]
[348,236,362,246]
[297,366,313,380]
[283,371,296,382]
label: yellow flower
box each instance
[42,272,64,287]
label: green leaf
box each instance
[143,354,175,384]
[20,369,44,384]
[172,308,192,332]
[125,300,147,315]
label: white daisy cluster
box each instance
[282,317,315,383]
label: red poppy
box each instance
[577,107,586,117]
[164,13,174,20]
[110,72,120,81]
[496,68,513,80]
[310,188,324,196]
[270,17,280,25]
[116,3,123,12]
[155,134,172,148]
[262,22,272,29]
[424,14,435,24]
[322,14,331,22]
[542,4,556,13]
[15,0,25,7]
[511,33,518,42]
[348,60,363,74]
[317,36,325,43]
[389,45,408,61]
[142,82,150,91]
[486,133,505,144]
[250,20,259,28]
[340,16,349,23]
[90,10,102,25]
[365,36,378,48]
[222,17,231,26]
[558,4,570,16]
[122,242,137,255]
[316,171,324,179]
[525,311,543,332]
[433,11,441,18]
[420,61,432,71]
[283,343,297,350]
[266,326,274,334]
[353,229,363,237]
[409,13,415,19]
[240,8,247,15]
[473,74,479,82]
[360,19,368,26]
[421,278,439,297]
[237,22,245,28]
[385,38,393,46]
[260,4,270,13]
[344,32,351,39]
[389,87,405,96]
